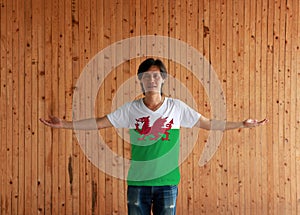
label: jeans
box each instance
[127,185,178,215]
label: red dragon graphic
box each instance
[135,116,174,141]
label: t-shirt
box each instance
[107,97,201,186]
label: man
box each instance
[40,58,267,215]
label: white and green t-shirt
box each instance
[107,97,201,186]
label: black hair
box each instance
[137,58,167,95]
[137,58,167,80]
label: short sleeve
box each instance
[177,99,201,128]
[107,102,131,128]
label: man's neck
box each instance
[143,92,164,111]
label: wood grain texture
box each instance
[0,0,299,214]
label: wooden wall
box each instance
[1,0,300,214]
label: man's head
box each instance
[137,58,167,95]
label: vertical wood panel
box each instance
[296,1,300,214]
[236,0,245,213]
[18,0,26,212]
[255,0,262,213]
[260,0,269,213]
[0,0,8,214]
[24,0,33,214]
[44,0,53,213]
[291,1,300,213]
[50,0,60,214]
[6,0,13,214]
[31,0,39,212]
[284,0,293,213]
[0,0,299,214]
[35,0,46,212]
[200,0,212,214]
[64,0,73,214]
[266,0,275,213]
[11,0,20,213]
[218,0,228,213]
[58,0,67,214]
[243,0,251,213]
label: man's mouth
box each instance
[147,85,157,89]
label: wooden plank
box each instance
[187,0,199,214]
[5,0,13,214]
[44,0,53,212]
[95,0,105,214]
[283,0,293,213]
[290,1,299,214]
[0,0,8,214]
[119,0,130,212]
[111,0,120,213]
[31,0,39,212]
[179,0,190,213]
[17,0,26,210]
[173,0,182,213]
[23,0,33,213]
[248,0,257,213]
[295,1,300,214]
[208,0,219,214]
[195,0,208,214]
[103,0,113,214]
[70,0,80,214]
[272,0,281,213]
[127,0,137,211]
[89,0,100,214]
[242,0,251,213]
[231,0,241,213]
[35,0,46,212]
[217,0,229,213]
[255,0,263,213]
[198,0,213,213]
[235,0,245,213]
[225,0,237,213]
[278,0,287,213]
[64,0,74,214]
[58,0,67,214]
[260,0,269,213]
[266,0,275,213]
[190,0,202,213]
[82,0,92,214]
[212,0,222,213]
[77,0,87,214]
[50,0,60,213]
[11,0,21,213]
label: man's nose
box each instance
[149,75,155,82]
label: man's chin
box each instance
[145,90,161,94]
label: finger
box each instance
[39,118,45,123]
[40,118,49,124]
[40,118,52,126]
[257,119,264,123]
[258,118,268,124]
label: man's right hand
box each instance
[40,116,67,129]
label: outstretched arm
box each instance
[195,116,268,130]
[40,115,113,130]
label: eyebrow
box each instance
[144,70,160,73]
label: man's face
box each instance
[140,65,165,94]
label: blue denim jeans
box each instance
[127,185,178,215]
